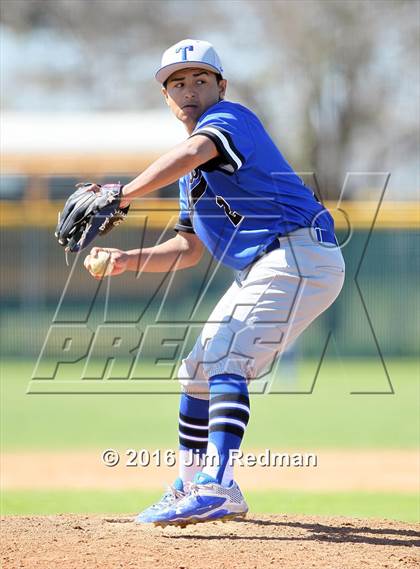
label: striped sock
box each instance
[203,373,250,486]
[178,393,209,484]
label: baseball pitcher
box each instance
[56,39,345,527]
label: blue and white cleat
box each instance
[153,472,248,527]
[134,478,186,523]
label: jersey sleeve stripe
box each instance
[191,126,244,171]
[174,215,195,234]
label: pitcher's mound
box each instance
[2,514,419,568]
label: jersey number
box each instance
[215,195,244,227]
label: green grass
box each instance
[2,358,418,521]
[1,358,418,451]
[2,489,418,522]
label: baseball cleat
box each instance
[134,477,186,523]
[153,472,248,527]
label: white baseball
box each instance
[89,251,113,276]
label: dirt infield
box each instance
[2,514,419,569]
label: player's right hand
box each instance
[84,247,129,279]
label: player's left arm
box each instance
[119,135,218,208]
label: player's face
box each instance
[162,68,227,131]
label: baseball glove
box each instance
[55,182,129,253]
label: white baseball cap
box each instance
[155,39,223,84]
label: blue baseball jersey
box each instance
[174,100,335,270]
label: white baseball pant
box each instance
[178,228,345,398]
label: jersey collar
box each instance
[193,100,228,133]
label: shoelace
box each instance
[188,482,210,496]
[189,483,199,496]
[151,483,184,510]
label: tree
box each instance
[1,0,418,199]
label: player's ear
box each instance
[218,79,227,100]
[161,86,170,106]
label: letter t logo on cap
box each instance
[176,45,194,61]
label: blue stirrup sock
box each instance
[178,393,209,483]
[203,373,250,486]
